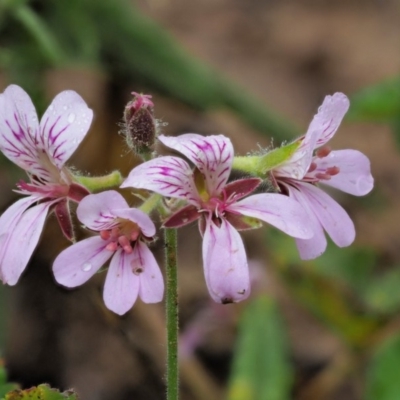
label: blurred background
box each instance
[1,0,400,399]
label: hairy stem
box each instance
[164,228,179,400]
[73,170,123,192]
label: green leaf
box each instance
[366,334,400,400]
[347,77,400,122]
[0,365,19,398]
[4,384,78,400]
[228,296,293,400]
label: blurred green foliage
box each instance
[228,296,292,400]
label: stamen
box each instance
[130,231,139,241]
[100,230,111,240]
[106,242,118,251]
[327,166,340,176]
[315,172,331,180]
[307,162,317,173]
[316,146,331,158]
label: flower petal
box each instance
[77,191,128,231]
[113,208,156,237]
[1,200,53,285]
[284,183,327,259]
[53,236,112,287]
[0,85,45,177]
[135,241,164,303]
[202,218,250,303]
[229,193,313,239]
[308,92,349,148]
[103,249,139,315]
[315,149,374,196]
[121,156,200,204]
[295,182,355,247]
[159,134,233,197]
[39,90,93,168]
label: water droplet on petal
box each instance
[82,263,92,272]
[49,105,54,111]
[68,113,76,123]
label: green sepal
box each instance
[3,384,78,400]
[232,140,300,177]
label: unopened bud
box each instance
[122,92,157,156]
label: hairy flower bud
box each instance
[122,92,157,157]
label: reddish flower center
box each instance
[100,220,141,255]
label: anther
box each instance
[100,230,110,240]
[315,172,331,180]
[326,166,340,176]
[316,146,331,158]
[307,162,317,173]
[106,242,118,251]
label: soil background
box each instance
[1,1,400,399]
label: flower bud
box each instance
[122,92,157,156]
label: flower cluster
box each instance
[0,85,373,314]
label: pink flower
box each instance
[272,93,374,259]
[52,190,164,315]
[0,85,93,285]
[122,134,312,303]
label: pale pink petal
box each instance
[0,85,45,177]
[295,181,355,247]
[275,130,318,180]
[159,134,233,197]
[202,218,250,303]
[308,93,349,148]
[1,200,53,285]
[314,149,374,196]
[284,183,327,259]
[113,208,156,237]
[229,193,313,239]
[135,241,164,303]
[121,156,200,205]
[39,90,93,168]
[103,249,139,315]
[77,191,128,231]
[0,195,39,236]
[53,236,112,287]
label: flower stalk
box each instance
[73,170,123,192]
[164,228,179,400]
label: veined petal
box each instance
[0,195,39,236]
[159,134,233,197]
[39,90,93,169]
[77,191,128,231]
[0,85,44,177]
[1,200,53,285]
[202,218,250,303]
[53,236,112,287]
[295,182,355,247]
[121,156,200,205]
[315,149,374,196]
[135,241,164,303]
[229,193,313,239]
[284,183,327,260]
[103,249,139,315]
[308,93,349,148]
[113,208,156,237]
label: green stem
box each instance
[73,170,123,192]
[164,228,179,400]
[139,193,161,214]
